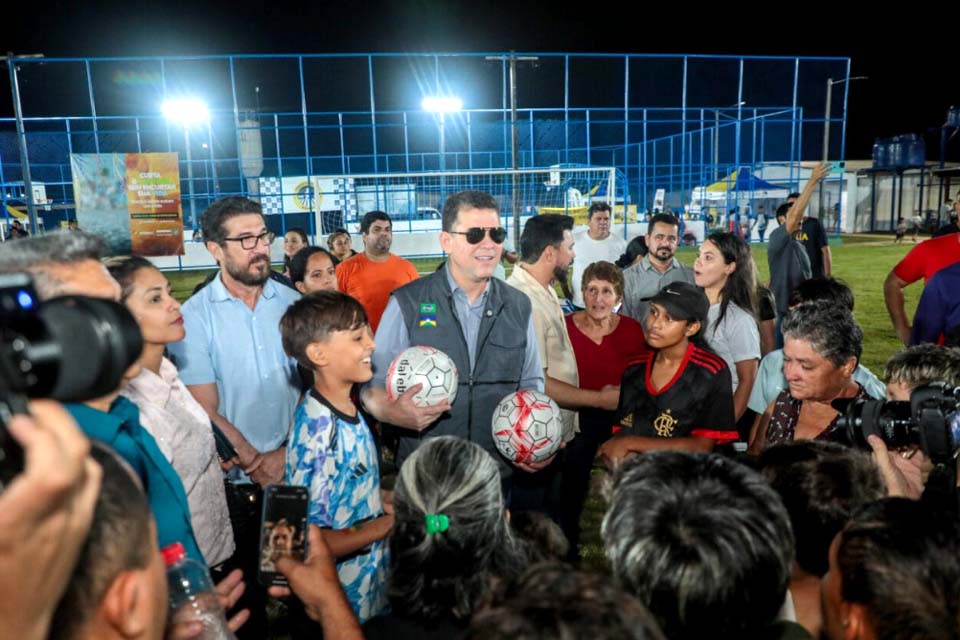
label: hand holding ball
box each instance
[386,346,458,407]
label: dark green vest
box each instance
[391,269,532,476]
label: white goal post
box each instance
[308,166,618,238]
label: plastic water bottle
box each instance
[162,542,237,640]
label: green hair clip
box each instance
[424,513,449,535]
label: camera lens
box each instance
[37,296,143,402]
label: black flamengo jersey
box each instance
[615,342,737,443]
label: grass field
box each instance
[166,234,923,571]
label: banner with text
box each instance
[71,152,184,256]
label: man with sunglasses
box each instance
[364,190,545,481]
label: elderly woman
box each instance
[560,260,648,559]
[748,300,867,453]
[363,436,527,639]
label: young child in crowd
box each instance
[599,281,737,464]
[281,291,391,623]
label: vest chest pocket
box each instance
[477,335,526,383]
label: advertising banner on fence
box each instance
[71,152,184,256]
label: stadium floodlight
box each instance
[161,98,209,229]
[421,96,463,113]
[161,98,209,126]
[422,96,463,172]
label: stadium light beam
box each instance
[422,96,463,173]
[161,98,209,126]
[161,98,208,229]
[421,96,462,113]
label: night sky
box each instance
[4,1,957,160]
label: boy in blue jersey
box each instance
[281,291,391,623]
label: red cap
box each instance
[161,542,186,567]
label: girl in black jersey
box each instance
[598,281,737,465]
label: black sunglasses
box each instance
[449,226,507,245]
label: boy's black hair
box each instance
[280,290,369,370]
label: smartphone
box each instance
[258,484,309,586]
[829,160,845,174]
[210,422,238,462]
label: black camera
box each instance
[831,383,960,464]
[0,273,144,486]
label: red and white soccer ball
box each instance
[491,389,564,465]
[386,346,458,407]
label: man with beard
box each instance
[621,213,694,326]
[336,210,419,333]
[507,214,619,514]
[170,196,299,487]
[168,196,299,638]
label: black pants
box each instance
[510,452,564,521]
[216,482,269,640]
[558,412,614,561]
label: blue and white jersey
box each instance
[285,389,388,622]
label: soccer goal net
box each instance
[309,165,618,234]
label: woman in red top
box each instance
[560,260,648,560]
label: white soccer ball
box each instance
[491,389,564,465]
[386,346,458,407]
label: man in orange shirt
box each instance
[336,210,419,332]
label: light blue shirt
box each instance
[371,265,543,391]
[168,275,301,453]
[747,348,887,414]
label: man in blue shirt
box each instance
[910,260,960,346]
[168,196,301,486]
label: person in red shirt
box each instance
[883,232,960,344]
[560,260,648,559]
[336,211,419,333]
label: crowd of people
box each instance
[2,174,960,640]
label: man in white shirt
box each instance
[570,202,626,308]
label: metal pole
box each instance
[184,127,197,229]
[820,78,833,217]
[822,78,833,162]
[439,112,445,171]
[714,110,720,181]
[7,57,38,234]
[510,55,520,243]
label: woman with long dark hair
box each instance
[694,231,760,424]
[283,227,309,278]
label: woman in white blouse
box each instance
[108,256,236,568]
[693,232,761,427]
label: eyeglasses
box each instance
[222,231,275,250]
[448,226,507,245]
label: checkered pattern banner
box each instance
[257,176,357,218]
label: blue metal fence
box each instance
[1,52,850,236]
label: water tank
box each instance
[237,114,264,179]
[899,134,925,166]
[948,106,960,129]
[872,138,890,168]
